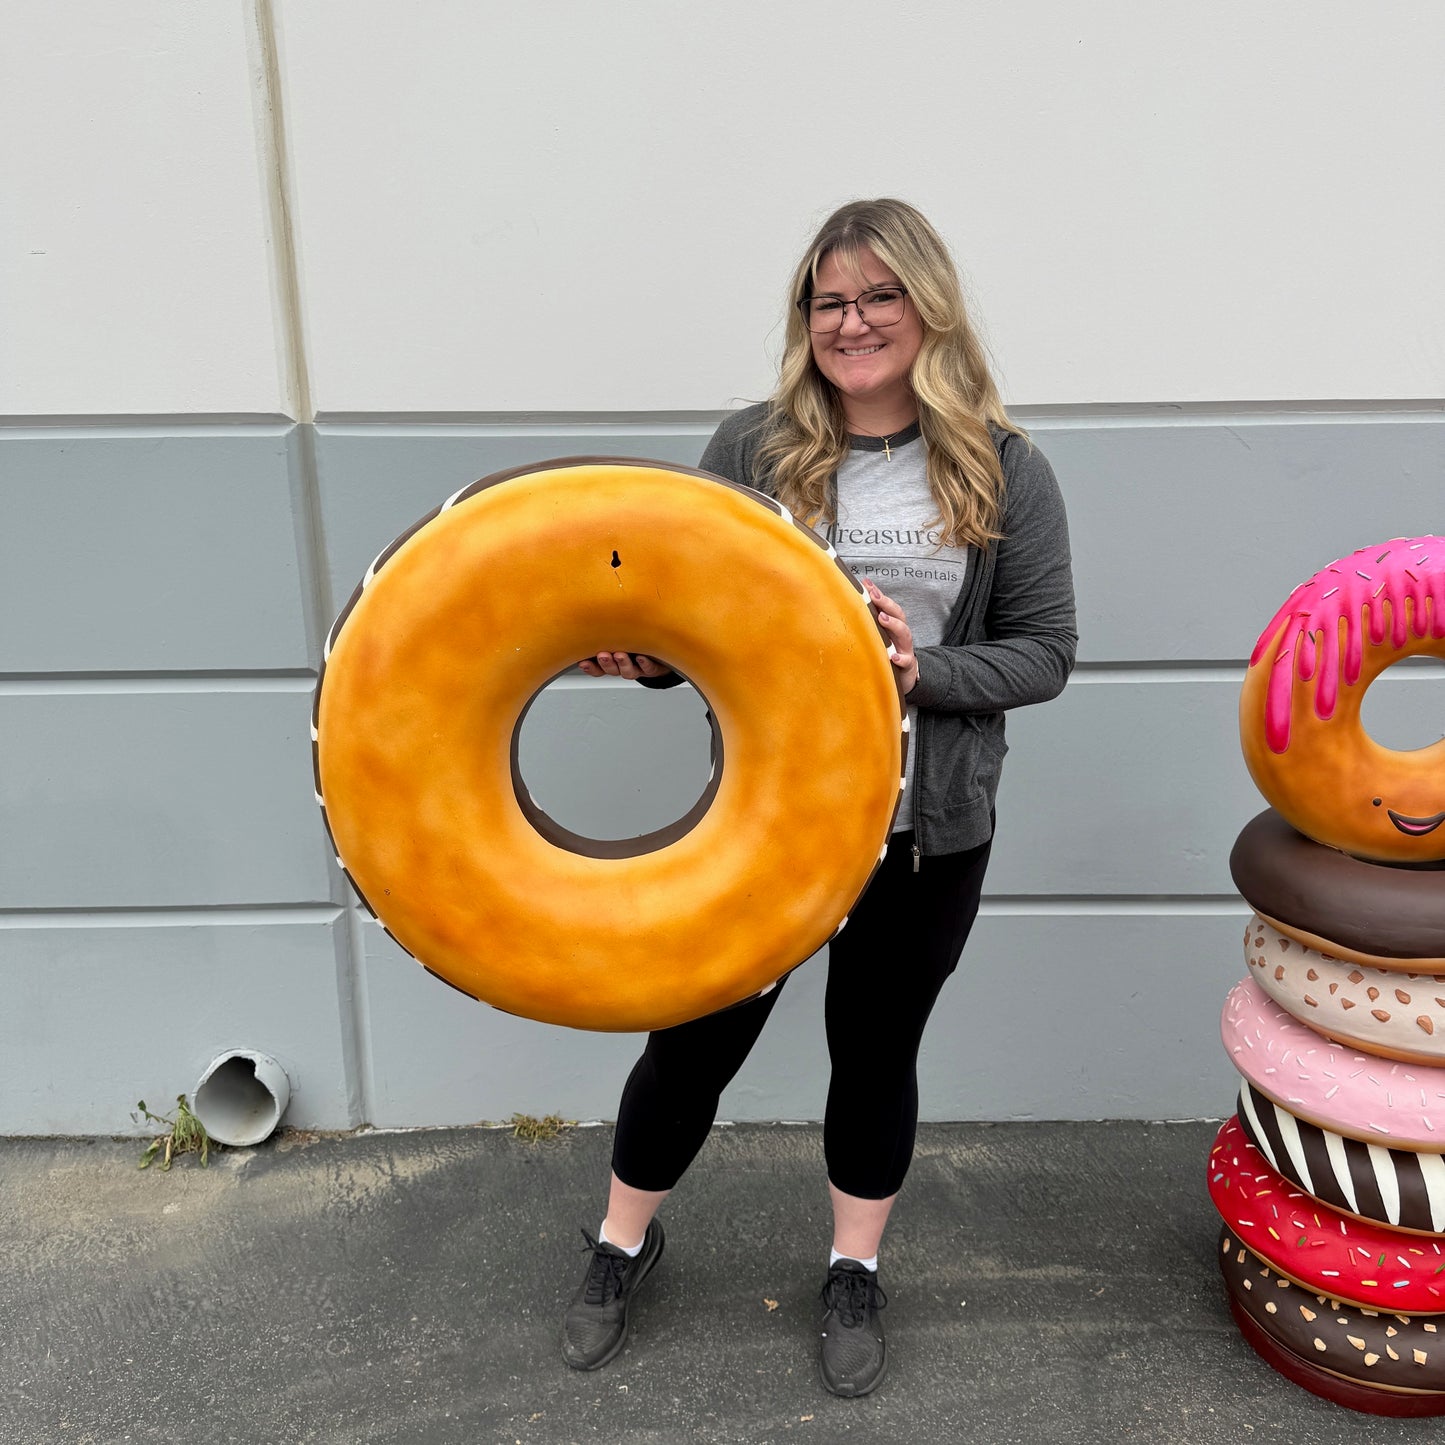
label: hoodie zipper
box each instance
[910,709,923,871]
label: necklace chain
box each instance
[851,418,915,460]
[860,428,896,460]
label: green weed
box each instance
[508,1112,573,1144]
[134,1094,212,1170]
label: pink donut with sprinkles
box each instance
[1223,976,1445,1151]
[1239,537,1445,863]
[1207,1116,1445,1313]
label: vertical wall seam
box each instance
[346,906,378,1126]
[250,0,312,424]
[249,0,370,1125]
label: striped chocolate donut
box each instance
[1245,914,1445,1067]
[1236,1081,1445,1235]
[1220,1227,1445,1407]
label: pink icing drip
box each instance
[1249,538,1445,752]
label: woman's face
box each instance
[807,244,924,420]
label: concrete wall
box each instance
[3,2,1442,1135]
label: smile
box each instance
[1387,808,1445,836]
[840,345,883,357]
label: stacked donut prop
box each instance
[1210,537,1445,1414]
[312,458,907,1033]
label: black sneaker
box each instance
[561,1220,665,1370]
[818,1259,888,1397]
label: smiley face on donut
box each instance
[1240,538,1445,863]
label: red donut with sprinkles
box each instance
[1239,538,1445,864]
[1207,1116,1445,1314]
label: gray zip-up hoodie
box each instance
[648,404,1078,857]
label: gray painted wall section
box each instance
[1,913,352,1135]
[0,687,327,908]
[358,911,1251,1128]
[2,429,310,672]
[2,411,1441,1133]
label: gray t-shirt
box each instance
[812,426,970,829]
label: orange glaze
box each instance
[1240,539,1445,863]
[314,460,906,1032]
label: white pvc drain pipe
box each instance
[192,1050,291,1146]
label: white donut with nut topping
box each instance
[1245,915,1445,1067]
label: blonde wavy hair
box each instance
[758,198,1021,548]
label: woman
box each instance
[567,198,1076,1397]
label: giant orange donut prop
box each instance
[312,458,907,1032]
[1240,538,1445,863]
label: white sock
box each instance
[599,1221,644,1257]
[831,1247,878,1273]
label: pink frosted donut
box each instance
[1240,537,1445,864]
[1245,915,1445,1067]
[1207,1116,1445,1313]
[1223,976,1445,1151]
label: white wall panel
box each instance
[1,3,284,416]
[276,0,1445,413]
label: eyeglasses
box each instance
[796,285,909,333]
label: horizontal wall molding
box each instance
[0,904,342,928]
[315,413,728,431]
[313,401,1444,427]
[1071,660,1445,681]
[6,664,1439,693]
[980,895,1249,916]
[350,895,1251,924]
[0,416,296,433]
[3,401,1440,434]
[0,672,317,695]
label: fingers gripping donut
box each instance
[313,459,907,1032]
[1240,538,1445,863]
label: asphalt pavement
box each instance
[2,1119,1438,1444]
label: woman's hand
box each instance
[577,652,674,681]
[864,579,919,695]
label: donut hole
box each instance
[511,667,720,854]
[1358,657,1445,752]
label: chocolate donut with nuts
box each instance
[1220,1227,1445,1401]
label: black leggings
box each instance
[610,829,992,1200]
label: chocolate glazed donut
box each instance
[1231,810,1445,971]
[1237,1082,1445,1235]
[1220,1227,1445,1405]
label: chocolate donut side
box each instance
[1228,1296,1445,1415]
[1220,1227,1445,1397]
[1231,810,1445,970]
